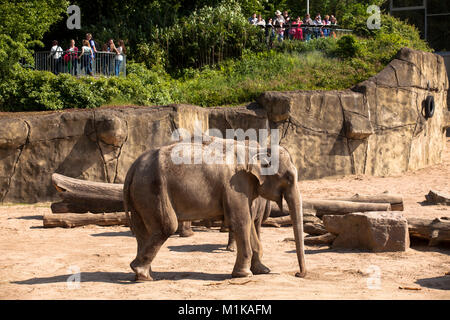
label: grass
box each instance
[167,49,382,107]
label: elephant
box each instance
[123,135,306,280]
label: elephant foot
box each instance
[220,226,230,233]
[135,273,153,282]
[179,229,194,237]
[130,259,153,281]
[251,262,271,275]
[226,243,236,252]
[231,269,252,278]
[295,271,307,278]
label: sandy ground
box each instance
[0,140,449,300]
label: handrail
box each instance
[31,50,126,77]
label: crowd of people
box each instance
[248,10,338,42]
[49,33,126,76]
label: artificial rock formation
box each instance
[0,48,449,203]
[323,212,410,252]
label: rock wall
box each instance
[1,48,449,203]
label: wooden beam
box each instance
[43,212,129,228]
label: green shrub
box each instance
[148,0,265,71]
[335,35,360,58]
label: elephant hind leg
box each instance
[130,203,178,281]
[250,222,270,275]
[131,229,170,281]
[226,231,236,252]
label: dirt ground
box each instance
[1,139,449,300]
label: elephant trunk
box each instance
[284,184,306,277]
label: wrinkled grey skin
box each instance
[226,197,271,252]
[123,137,306,280]
[176,197,271,252]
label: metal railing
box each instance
[256,24,352,41]
[32,51,126,77]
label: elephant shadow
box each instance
[90,231,133,237]
[415,276,450,290]
[167,243,228,253]
[12,270,230,285]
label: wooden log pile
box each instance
[44,174,450,247]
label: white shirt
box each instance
[249,17,257,25]
[115,46,123,61]
[313,18,322,25]
[51,45,63,59]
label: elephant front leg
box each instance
[228,214,253,278]
[231,224,253,278]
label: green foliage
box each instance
[0,0,68,43]
[0,0,67,79]
[335,35,360,58]
[0,69,105,111]
[146,1,265,70]
[0,62,175,111]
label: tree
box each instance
[0,0,68,76]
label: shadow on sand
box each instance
[90,231,133,237]
[168,243,228,253]
[12,270,231,285]
[415,275,450,290]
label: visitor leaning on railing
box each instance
[50,40,64,75]
[250,10,349,43]
[33,49,125,77]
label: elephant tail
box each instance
[123,159,142,237]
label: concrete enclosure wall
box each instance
[1,48,449,203]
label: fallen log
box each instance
[328,193,404,211]
[307,200,391,218]
[408,217,450,246]
[270,199,391,218]
[43,212,129,228]
[51,173,124,213]
[284,233,336,245]
[51,174,397,217]
[262,214,328,235]
[425,190,450,206]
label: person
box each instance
[79,39,93,76]
[265,18,275,47]
[274,10,285,42]
[312,14,323,38]
[303,14,313,41]
[322,15,331,37]
[330,15,338,38]
[65,39,78,76]
[282,10,292,39]
[276,22,284,42]
[248,13,257,25]
[114,40,126,76]
[274,10,285,25]
[290,17,303,40]
[86,33,97,74]
[49,40,63,75]
[330,15,338,25]
[256,14,265,27]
